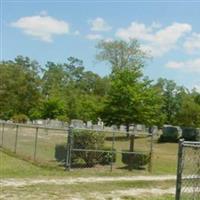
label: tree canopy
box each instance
[0,40,200,129]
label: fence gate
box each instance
[175,140,200,200]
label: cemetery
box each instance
[1,2,200,199]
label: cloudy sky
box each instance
[1,1,200,90]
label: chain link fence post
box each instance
[175,139,184,200]
[33,127,39,161]
[65,125,73,171]
[1,122,5,147]
[110,131,115,172]
[148,132,154,173]
[14,124,19,153]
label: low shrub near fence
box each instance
[55,130,116,167]
[73,130,105,150]
[99,147,116,165]
[159,126,180,143]
[182,127,200,141]
[121,151,150,170]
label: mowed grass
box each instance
[0,125,178,175]
[0,151,176,200]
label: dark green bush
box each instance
[72,130,105,166]
[54,131,116,167]
[55,143,67,162]
[99,147,116,165]
[12,114,28,123]
[182,127,200,141]
[159,126,179,143]
[122,151,150,169]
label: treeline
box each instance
[0,40,200,128]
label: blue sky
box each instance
[1,1,200,90]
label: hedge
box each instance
[122,151,150,170]
[55,130,116,167]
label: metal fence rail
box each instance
[176,140,200,200]
[0,122,68,165]
[65,126,154,172]
[0,122,155,172]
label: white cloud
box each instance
[89,17,111,32]
[11,14,69,42]
[166,58,200,73]
[86,34,103,40]
[183,33,200,54]
[116,22,192,57]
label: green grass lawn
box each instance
[0,125,178,175]
[0,125,179,199]
[0,150,176,200]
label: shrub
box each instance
[122,151,150,170]
[72,130,105,167]
[12,114,28,123]
[54,137,117,167]
[99,147,116,165]
[182,127,200,141]
[159,126,180,143]
[55,143,67,163]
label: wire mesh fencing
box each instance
[176,140,200,200]
[0,122,169,173]
[0,122,68,166]
[65,127,154,172]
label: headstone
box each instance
[87,121,93,128]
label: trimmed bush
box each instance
[122,151,150,169]
[55,130,116,167]
[99,147,116,165]
[72,130,105,167]
[159,126,180,143]
[55,143,67,162]
[12,114,28,123]
[182,127,200,141]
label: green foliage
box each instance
[41,98,65,119]
[159,126,180,143]
[176,95,200,128]
[122,151,150,170]
[96,39,148,72]
[99,147,116,165]
[182,127,200,141]
[72,130,105,167]
[100,68,162,128]
[54,135,116,166]
[73,130,105,150]
[155,78,187,125]
[0,56,41,119]
[12,114,29,123]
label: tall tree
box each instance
[155,78,186,125]
[96,40,148,72]
[176,95,200,128]
[0,56,41,119]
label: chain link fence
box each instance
[0,122,68,166]
[1,122,173,173]
[65,127,154,172]
[176,140,200,200]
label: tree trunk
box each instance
[126,124,129,138]
[129,125,136,152]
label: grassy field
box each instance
[0,150,176,200]
[0,125,179,199]
[0,124,178,175]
